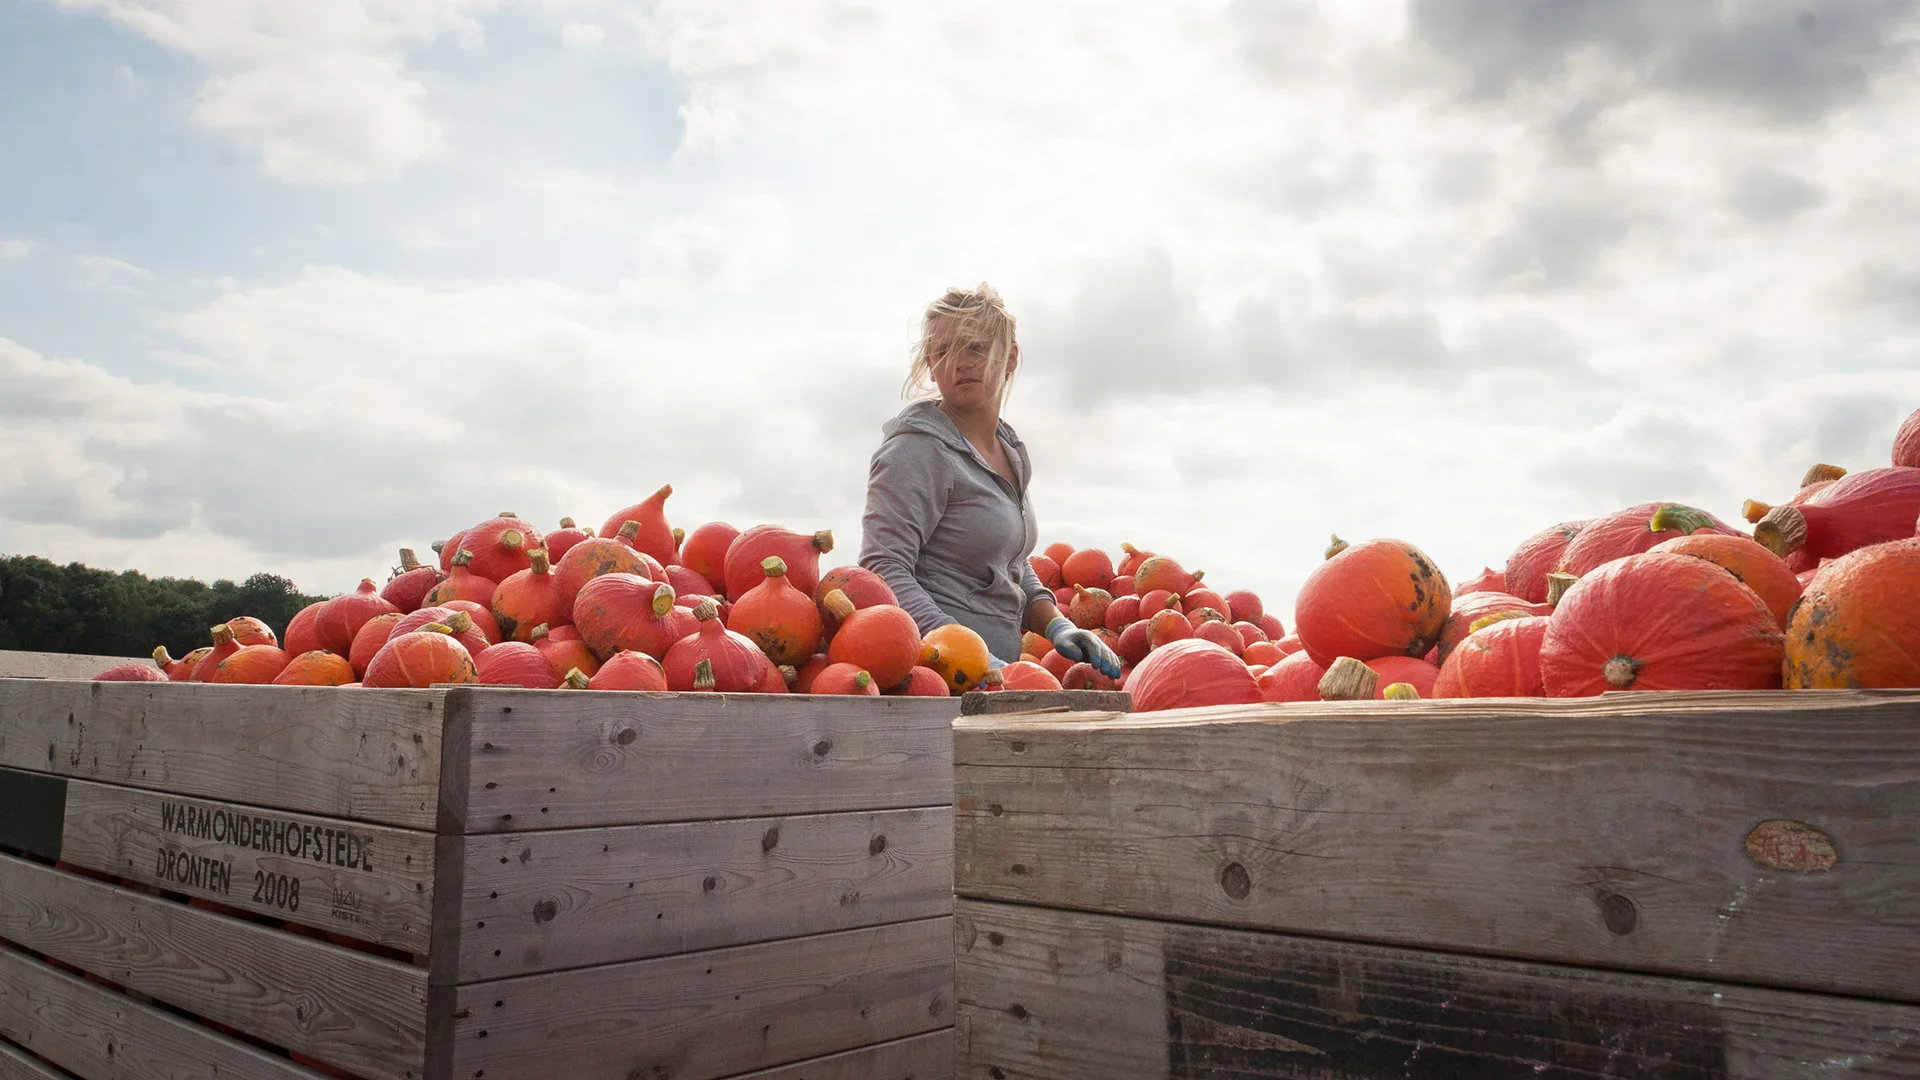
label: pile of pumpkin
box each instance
[1102,404,1920,710]
[92,486,1003,696]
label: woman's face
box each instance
[929,318,1017,413]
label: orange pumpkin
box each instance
[274,650,356,686]
[212,645,291,684]
[1541,553,1783,695]
[531,623,600,681]
[598,484,677,565]
[1648,533,1803,629]
[1294,538,1450,667]
[491,548,567,642]
[920,623,992,693]
[282,601,327,656]
[889,666,952,697]
[348,611,405,677]
[1433,616,1550,698]
[1783,537,1920,688]
[810,662,879,696]
[364,626,479,688]
[1364,655,1440,699]
[423,550,499,607]
[999,660,1063,691]
[824,592,920,688]
[729,556,825,666]
[1435,591,1551,665]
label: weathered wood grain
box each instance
[0,680,449,829]
[0,655,146,681]
[0,946,321,1080]
[0,853,428,1080]
[0,767,437,954]
[722,1030,953,1079]
[450,688,957,832]
[0,1039,67,1080]
[436,916,953,1080]
[956,898,1920,1080]
[959,690,1130,716]
[448,806,952,982]
[955,691,1920,1003]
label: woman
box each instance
[859,283,1122,679]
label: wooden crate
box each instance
[0,652,148,681]
[0,679,963,1080]
[952,691,1920,1079]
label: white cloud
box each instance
[559,20,605,49]
[76,254,156,290]
[51,0,493,183]
[0,239,32,261]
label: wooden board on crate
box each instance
[954,690,1920,1004]
[0,679,983,1080]
[954,898,1920,1080]
[0,766,437,953]
[0,1038,69,1080]
[958,689,1131,717]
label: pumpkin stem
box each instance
[501,529,525,551]
[1383,682,1421,701]
[153,646,173,668]
[981,668,1004,689]
[453,548,476,568]
[777,664,798,688]
[1752,505,1808,558]
[812,529,835,554]
[673,527,685,546]
[618,520,641,541]
[1325,534,1349,560]
[418,622,454,636]
[651,583,678,617]
[1648,503,1718,535]
[693,658,716,691]
[1545,572,1578,607]
[1801,463,1846,487]
[853,669,873,691]
[1318,657,1378,701]
[528,549,552,575]
[1121,542,1140,555]
[398,548,422,571]
[209,624,235,646]
[822,588,856,621]
[1191,569,1205,583]
[1602,655,1641,689]
[530,623,550,642]
[560,667,590,689]
[444,611,476,635]
[1468,610,1527,634]
[499,511,518,518]
[692,599,720,622]
[559,517,576,529]
[762,556,788,579]
[1740,499,1772,524]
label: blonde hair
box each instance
[903,282,1018,401]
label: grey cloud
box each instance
[1846,259,1920,318]
[1529,409,1732,505]
[1727,168,1825,221]
[1475,199,1649,291]
[1759,392,1909,465]
[1410,0,1920,123]
[1019,248,1593,404]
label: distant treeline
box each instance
[0,555,325,660]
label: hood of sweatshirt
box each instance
[879,400,1031,491]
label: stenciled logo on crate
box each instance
[150,798,380,924]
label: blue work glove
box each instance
[1046,617,1122,679]
[987,653,1008,671]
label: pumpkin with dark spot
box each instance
[1294,537,1451,666]
[1541,553,1783,696]
[1783,536,1920,688]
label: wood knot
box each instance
[532,900,558,924]
[812,740,832,756]
[702,875,718,893]
[1220,861,1251,900]
[613,728,637,746]
[869,834,887,855]
[761,827,779,853]
[1600,892,1638,935]
[1746,819,1837,872]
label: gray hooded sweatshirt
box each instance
[859,401,1051,663]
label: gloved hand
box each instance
[1046,616,1122,679]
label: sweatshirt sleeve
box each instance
[1019,554,1051,612]
[859,433,959,636]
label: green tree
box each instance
[0,556,327,659]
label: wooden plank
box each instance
[959,690,1130,716]
[0,681,450,830]
[0,654,146,681]
[0,768,437,954]
[437,916,953,1080]
[449,806,952,982]
[0,946,322,1080]
[0,1039,70,1080]
[721,1030,953,1079]
[954,691,1920,1004]
[0,854,428,1080]
[956,898,1920,1080]
[451,688,957,832]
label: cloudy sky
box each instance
[4,0,1919,621]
